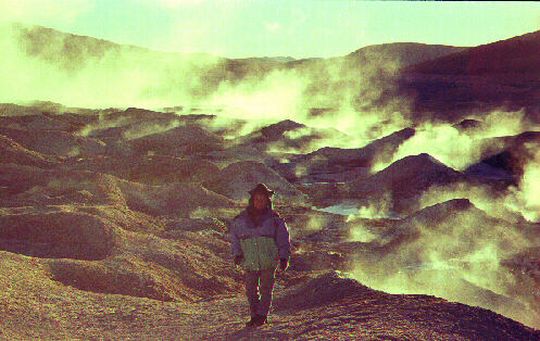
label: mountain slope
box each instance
[399,30,540,121]
[409,30,540,76]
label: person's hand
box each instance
[279,258,289,272]
[234,255,244,266]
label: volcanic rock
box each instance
[203,160,307,203]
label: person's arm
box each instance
[229,220,243,258]
[275,218,291,261]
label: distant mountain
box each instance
[283,43,468,113]
[7,23,538,124]
[4,23,224,104]
[285,42,465,73]
[11,23,220,66]
[345,42,466,68]
[236,56,296,63]
[3,23,473,112]
[399,30,540,121]
[408,30,540,76]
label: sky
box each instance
[1,0,539,58]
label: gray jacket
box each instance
[229,209,291,260]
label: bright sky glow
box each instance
[1,0,539,58]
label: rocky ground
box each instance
[2,254,539,340]
[0,102,539,340]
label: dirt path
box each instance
[74,272,538,341]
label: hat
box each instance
[248,183,275,197]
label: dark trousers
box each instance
[244,266,277,318]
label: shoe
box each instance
[245,316,257,327]
[252,314,267,327]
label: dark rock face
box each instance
[259,119,306,140]
[0,212,116,260]
[454,118,485,132]
[279,128,415,186]
[0,134,57,168]
[347,153,463,213]
[274,271,373,311]
[465,131,540,183]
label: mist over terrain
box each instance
[0,23,539,339]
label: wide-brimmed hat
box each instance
[248,183,275,197]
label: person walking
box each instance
[229,183,292,327]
